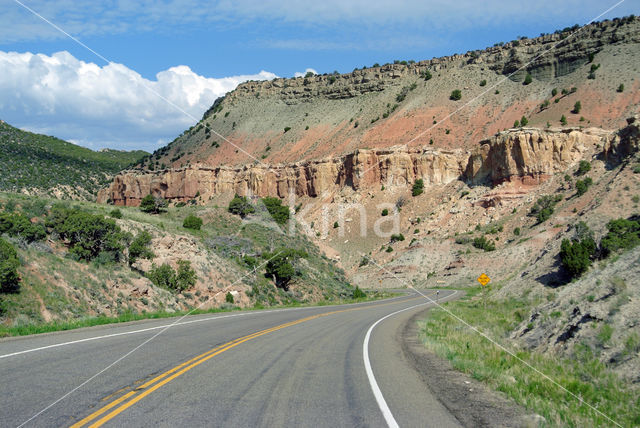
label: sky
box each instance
[0,0,637,152]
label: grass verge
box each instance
[420,289,640,427]
[0,290,397,337]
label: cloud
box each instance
[294,68,317,78]
[0,50,276,151]
[2,0,635,42]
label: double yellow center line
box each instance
[70,296,426,427]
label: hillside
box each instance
[0,192,359,334]
[0,120,147,199]
[129,16,639,172]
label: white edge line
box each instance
[0,293,410,360]
[363,290,457,428]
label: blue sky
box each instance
[0,0,637,151]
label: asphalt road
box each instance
[0,289,460,428]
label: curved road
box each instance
[0,289,460,427]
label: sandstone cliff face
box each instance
[99,122,639,206]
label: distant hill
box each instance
[0,120,148,199]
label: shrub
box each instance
[479,79,487,87]
[128,230,154,266]
[520,116,528,126]
[304,71,315,78]
[333,221,339,229]
[0,213,46,243]
[421,70,432,81]
[575,177,593,196]
[560,115,567,126]
[473,236,495,251]
[264,249,306,289]
[47,206,127,262]
[390,233,405,243]
[600,218,640,258]
[617,83,624,93]
[523,73,532,85]
[147,263,176,290]
[381,208,389,216]
[529,195,562,223]
[412,179,424,196]
[283,127,291,133]
[140,194,167,214]
[353,286,366,299]
[513,227,521,236]
[225,292,234,303]
[175,260,196,290]
[514,120,520,128]
[576,160,591,175]
[261,197,290,225]
[572,101,582,114]
[228,195,255,218]
[110,209,122,219]
[385,246,393,252]
[560,238,595,277]
[0,237,20,293]
[450,90,462,101]
[183,214,203,230]
[551,88,558,97]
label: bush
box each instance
[449,89,462,101]
[520,116,529,126]
[551,88,558,97]
[473,236,495,251]
[228,195,255,218]
[390,233,405,243]
[261,197,290,225]
[560,115,567,126]
[421,70,432,81]
[264,249,306,289]
[283,127,291,133]
[576,160,591,175]
[333,221,339,229]
[600,218,640,258]
[140,194,167,214]
[147,260,196,292]
[560,238,595,277]
[226,292,234,303]
[385,246,393,253]
[109,209,122,219]
[529,195,562,223]
[183,214,203,230]
[381,208,389,216]
[47,206,127,261]
[479,79,487,87]
[147,263,176,290]
[0,237,20,293]
[353,286,366,299]
[575,177,593,196]
[412,179,424,196]
[0,213,46,243]
[617,83,624,93]
[514,120,520,128]
[129,231,154,266]
[513,227,521,236]
[523,73,532,85]
[572,101,582,114]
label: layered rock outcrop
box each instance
[99,121,639,206]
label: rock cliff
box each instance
[98,120,639,206]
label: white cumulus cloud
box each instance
[294,68,318,78]
[0,50,277,151]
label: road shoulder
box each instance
[401,308,539,428]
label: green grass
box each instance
[0,290,397,337]
[0,121,147,197]
[420,290,639,427]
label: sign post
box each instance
[477,273,491,308]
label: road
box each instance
[0,289,460,427]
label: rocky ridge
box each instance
[98,121,636,206]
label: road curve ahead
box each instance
[1,289,460,427]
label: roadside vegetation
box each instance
[421,288,639,427]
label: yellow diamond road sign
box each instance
[477,273,490,286]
